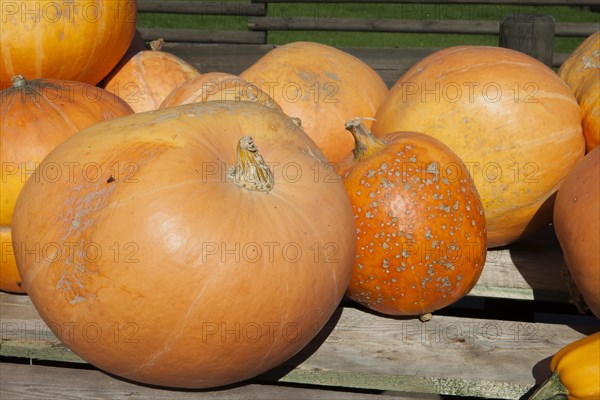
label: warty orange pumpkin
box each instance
[559,31,600,153]
[102,39,201,113]
[0,75,133,293]
[0,0,136,86]
[372,46,585,248]
[340,119,487,317]
[240,41,389,164]
[12,101,356,388]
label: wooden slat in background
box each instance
[247,18,600,37]
[139,28,266,44]
[251,0,600,4]
[138,1,267,16]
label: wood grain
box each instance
[0,363,421,400]
[138,1,267,16]
[2,290,598,398]
[247,17,598,37]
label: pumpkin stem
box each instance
[419,313,433,322]
[149,38,164,51]
[226,136,274,193]
[528,372,569,400]
[345,118,386,161]
[11,75,28,88]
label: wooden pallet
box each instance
[2,225,599,399]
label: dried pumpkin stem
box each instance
[345,118,386,161]
[149,38,164,51]
[528,372,569,400]
[226,136,274,193]
[11,75,27,88]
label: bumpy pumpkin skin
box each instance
[553,147,600,318]
[0,0,137,86]
[0,77,133,293]
[12,101,356,388]
[240,41,389,164]
[341,125,487,316]
[559,31,600,153]
[161,72,283,113]
[102,44,201,113]
[373,46,585,248]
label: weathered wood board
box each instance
[2,291,598,399]
[0,363,423,400]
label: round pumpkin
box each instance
[102,39,201,113]
[0,0,137,86]
[161,72,282,112]
[341,120,486,317]
[12,101,356,388]
[553,146,600,318]
[559,31,600,153]
[0,76,133,293]
[240,41,389,164]
[372,46,585,248]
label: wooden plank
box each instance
[248,17,502,35]
[470,226,570,302]
[138,1,266,16]
[1,294,597,399]
[139,28,266,44]
[248,17,598,37]
[0,363,419,400]
[160,43,275,74]
[253,0,599,4]
[554,22,600,37]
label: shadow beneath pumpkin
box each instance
[517,355,553,400]
[500,192,570,303]
[254,305,346,381]
[505,223,569,302]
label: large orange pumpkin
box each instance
[559,31,600,153]
[12,101,356,388]
[240,41,389,164]
[102,39,201,113]
[0,76,133,293]
[160,72,283,113]
[553,146,600,318]
[341,120,486,317]
[0,0,137,86]
[372,46,585,248]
